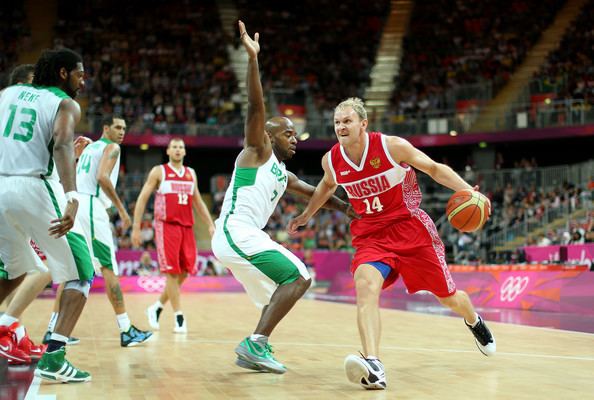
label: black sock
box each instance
[176,314,184,326]
[155,307,163,321]
[47,339,66,353]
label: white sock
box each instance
[50,332,68,343]
[467,313,480,328]
[250,334,267,342]
[0,313,18,327]
[47,312,59,332]
[15,325,26,342]
[154,301,164,309]
[116,313,131,332]
[366,355,378,360]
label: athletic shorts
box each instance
[211,218,310,309]
[154,220,197,275]
[1,240,49,276]
[351,209,456,298]
[77,195,118,275]
[0,176,95,283]
[30,240,47,261]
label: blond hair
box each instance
[335,97,367,121]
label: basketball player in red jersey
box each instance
[131,138,215,333]
[288,98,495,390]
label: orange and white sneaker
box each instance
[0,326,31,365]
[9,323,46,362]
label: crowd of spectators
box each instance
[235,0,388,116]
[531,0,594,106]
[99,158,594,271]
[211,174,353,252]
[387,0,565,119]
[0,4,29,87]
[53,0,241,135]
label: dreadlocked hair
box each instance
[33,48,82,87]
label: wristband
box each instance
[65,191,78,202]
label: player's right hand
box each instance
[287,213,309,236]
[49,199,78,238]
[119,209,132,231]
[131,227,142,248]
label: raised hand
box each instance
[238,20,259,59]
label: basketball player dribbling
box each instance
[289,97,496,390]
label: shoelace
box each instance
[358,352,384,373]
[469,319,492,345]
[8,329,19,346]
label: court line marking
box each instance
[79,336,594,362]
[24,376,56,400]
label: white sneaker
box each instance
[344,354,386,390]
[173,318,187,334]
[465,315,496,356]
[146,305,161,331]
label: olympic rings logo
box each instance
[137,276,166,292]
[499,276,530,302]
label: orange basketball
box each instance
[446,189,490,232]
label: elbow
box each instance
[52,141,71,153]
[97,176,109,187]
[428,162,444,180]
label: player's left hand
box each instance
[238,20,260,59]
[49,199,78,238]
[74,136,93,159]
[119,209,132,231]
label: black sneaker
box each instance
[344,354,386,390]
[465,315,496,356]
[42,331,80,346]
[121,325,153,347]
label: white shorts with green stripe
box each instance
[211,219,310,309]
[0,176,95,283]
[77,194,118,275]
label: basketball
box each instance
[446,189,490,232]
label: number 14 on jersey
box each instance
[362,196,384,214]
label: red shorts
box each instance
[29,240,47,261]
[154,220,197,275]
[351,209,456,298]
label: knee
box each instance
[437,291,465,308]
[355,277,382,301]
[63,279,91,298]
[296,277,312,294]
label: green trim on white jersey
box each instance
[76,137,119,208]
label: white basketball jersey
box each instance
[0,84,68,177]
[76,138,120,208]
[218,152,288,230]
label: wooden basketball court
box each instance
[11,292,594,399]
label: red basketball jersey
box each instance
[328,131,423,237]
[154,163,195,226]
